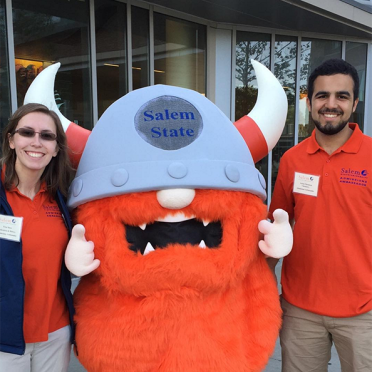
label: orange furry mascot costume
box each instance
[25,61,292,372]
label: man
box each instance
[268,59,372,372]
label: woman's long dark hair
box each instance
[1,103,73,198]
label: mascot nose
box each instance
[157,189,196,209]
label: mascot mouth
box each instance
[125,214,222,255]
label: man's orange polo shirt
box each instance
[5,181,70,342]
[269,124,372,317]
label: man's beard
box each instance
[312,109,351,135]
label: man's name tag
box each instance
[0,215,23,242]
[293,172,320,197]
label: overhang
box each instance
[144,0,372,39]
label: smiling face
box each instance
[9,112,59,178]
[307,74,359,136]
[75,189,266,295]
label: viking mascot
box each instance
[25,61,292,372]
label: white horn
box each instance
[24,62,71,132]
[234,59,288,163]
[24,62,91,168]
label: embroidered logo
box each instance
[43,205,62,218]
[339,167,368,187]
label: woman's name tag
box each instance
[0,214,23,242]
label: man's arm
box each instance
[266,154,295,278]
[266,257,279,276]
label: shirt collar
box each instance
[306,123,363,155]
[1,167,48,198]
[8,180,47,195]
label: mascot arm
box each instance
[258,209,293,258]
[65,224,100,276]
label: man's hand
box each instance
[258,209,293,258]
[65,224,100,276]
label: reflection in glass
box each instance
[299,38,342,141]
[0,0,11,143]
[12,0,92,129]
[132,6,149,91]
[154,13,206,94]
[95,0,127,118]
[272,35,297,189]
[346,42,367,131]
[235,32,270,186]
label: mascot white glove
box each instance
[258,209,293,258]
[65,224,100,276]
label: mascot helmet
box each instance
[69,85,267,208]
[24,61,288,209]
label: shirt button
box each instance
[325,173,329,176]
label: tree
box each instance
[235,40,270,87]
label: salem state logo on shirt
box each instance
[43,205,62,218]
[339,167,369,187]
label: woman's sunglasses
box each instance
[12,128,57,142]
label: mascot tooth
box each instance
[26,61,293,372]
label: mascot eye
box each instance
[125,219,222,255]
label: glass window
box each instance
[132,6,149,91]
[298,38,342,141]
[345,42,367,131]
[235,31,271,185]
[272,35,297,189]
[0,0,11,142]
[12,0,92,129]
[153,13,206,94]
[95,0,127,118]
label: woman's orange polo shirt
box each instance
[5,182,70,342]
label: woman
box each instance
[0,103,75,371]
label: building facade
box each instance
[1,0,371,199]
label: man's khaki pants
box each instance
[280,298,372,372]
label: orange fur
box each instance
[73,190,281,371]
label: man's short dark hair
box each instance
[307,59,359,104]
